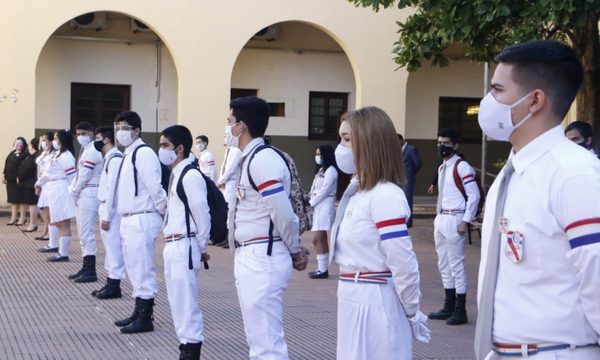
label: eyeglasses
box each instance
[115,125,134,131]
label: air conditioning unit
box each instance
[252,25,279,41]
[131,18,151,33]
[70,12,109,30]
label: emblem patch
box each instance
[504,231,524,264]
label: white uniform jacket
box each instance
[35,150,52,178]
[234,138,301,254]
[36,151,76,186]
[163,158,210,254]
[97,147,123,223]
[116,138,167,216]
[69,141,103,198]
[438,154,480,223]
[334,181,421,316]
[309,167,338,207]
[478,126,600,346]
[218,146,242,203]
[199,149,217,182]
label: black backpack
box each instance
[131,144,171,195]
[176,163,229,255]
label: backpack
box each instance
[452,159,485,217]
[176,163,229,262]
[131,144,171,195]
[246,145,313,255]
[104,152,123,173]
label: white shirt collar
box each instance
[511,125,565,175]
[241,137,265,157]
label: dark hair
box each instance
[75,121,94,131]
[197,135,209,145]
[30,137,40,152]
[229,96,270,138]
[114,111,142,130]
[95,126,115,145]
[437,128,459,144]
[317,144,337,173]
[495,40,584,119]
[161,125,192,158]
[55,130,75,155]
[397,133,405,142]
[42,131,54,142]
[565,120,592,139]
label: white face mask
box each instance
[52,140,60,150]
[224,124,240,148]
[334,144,355,175]
[158,147,178,166]
[478,92,533,141]
[196,143,206,152]
[315,155,323,165]
[77,135,92,147]
[116,130,134,147]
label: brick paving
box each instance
[0,215,480,359]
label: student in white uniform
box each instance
[35,132,60,252]
[218,142,242,205]
[429,128,480,326]
[91,127,125,299]
[565,121,599,159]
[331,107,430,360]
[159,125,211,360]
[68,121,103,283]
[37,130,77,262]
[474,40,600,360]
[227,96,309,360]
[113,111,168,334]
[307,144,338,279]
[195,135,217,182]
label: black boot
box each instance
[428,288,456,320]
[95,278,122,299]
[179,342,202,360]
[68,263,85,280]
[91,278,109,297]
[120,298,154,334]
[73,255,97,283]
[446,293,468,325]
[115,297,141,327]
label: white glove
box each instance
[408,310,431,343]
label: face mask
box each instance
[116,130,134,147]
[224,124,241,148]
[196,143,206,152]
[15,141,24,151]
[439,145,454,158]
[335,144,356,175]
[52,140,60,150]
[93,140,105,153]
[158,147,178,166]
[478,92,533,141]
[41,141,49,151]
[315,155,323,165]
[77,135,92,147]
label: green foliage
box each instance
[349,0,600,71]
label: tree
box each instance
[350,0,600,140]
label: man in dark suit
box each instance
[398,134,422,227]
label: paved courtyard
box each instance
[0,216,481,359]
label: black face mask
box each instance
[439,144,454,158]
[576,141,590,150]
[93,140,105,153]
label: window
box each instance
[309,91,348,140]
[71,83,130,129]
[438,97,482,143]
[230,88,257,100]
[268,102,285,117]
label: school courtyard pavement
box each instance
[0,214,481,360]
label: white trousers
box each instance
[99,203,125,280]
[120,212,161,299]
[484,346,600,359]
[433,213,467,293]
[164,237,204,344]
[337,280,412,360]
[234,241,292,360]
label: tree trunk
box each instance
[574,13,600,151]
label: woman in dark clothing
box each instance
[3,137,29,225]
[18,138,41,232]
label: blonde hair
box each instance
[341,106,406,191]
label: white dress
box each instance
[309,166,338,231]
[37,151,76,223]
[35,150,53,208]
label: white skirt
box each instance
[45,180,76,223]
[337,280,412,360]
[311,197,335,231]
[37,185,49,208]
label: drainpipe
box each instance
[481,62,489,189]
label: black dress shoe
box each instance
[34,235,49,241]
[47,255,69,262]
[22,226,38,233]
[38,246,58,253]
[308,270,329,279]
[16,220,28,226]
